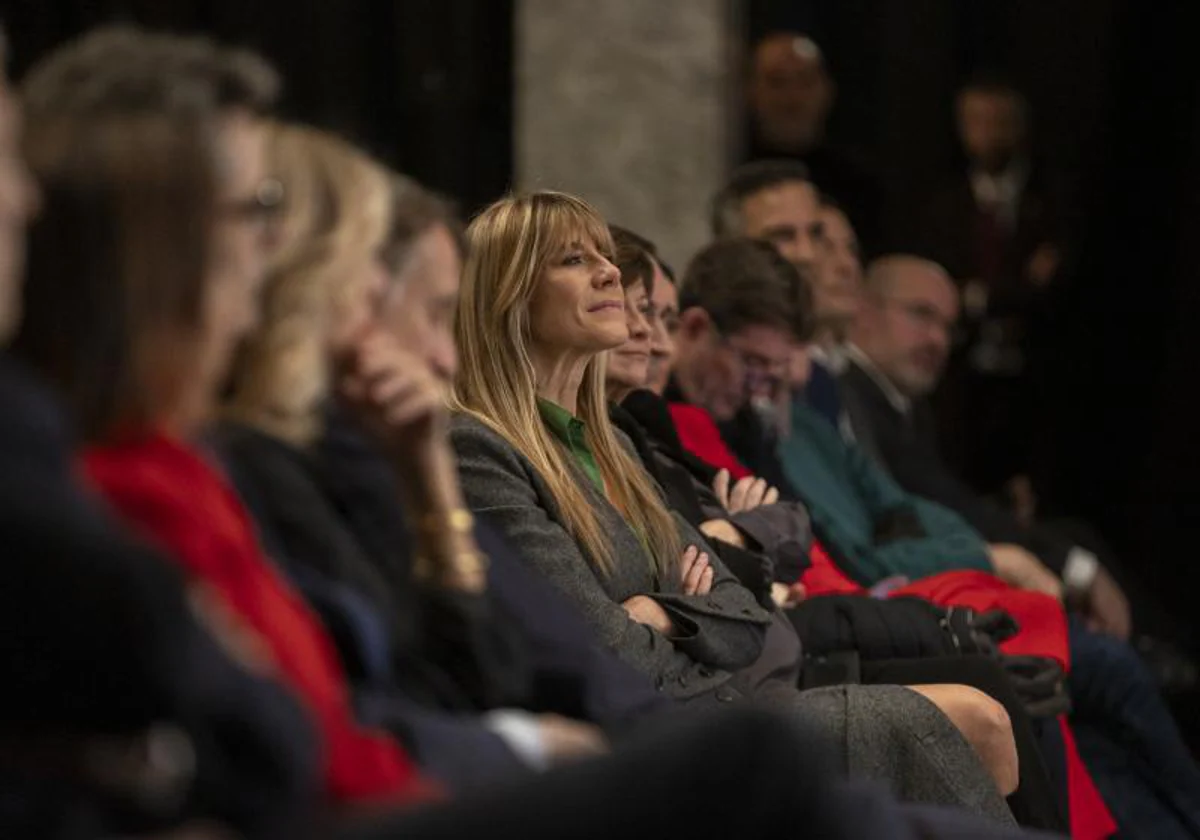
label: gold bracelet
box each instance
[412,550,490,586]
[415,508,474,537]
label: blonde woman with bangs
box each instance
[450,191,1018,818]
[224,120,392,446]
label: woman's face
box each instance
[528,235,625,359]
[605,279,653,400]
[646,264,679,395]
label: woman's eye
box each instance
[563,253,584,266]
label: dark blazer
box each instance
[920,166,1064,312]
[0,357,319,838]
[213,421,527,711]
[212,421,541,792]
[839,359,1073,575]
[450,413,774,701]
[316,408,674,736]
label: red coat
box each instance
[667,404,752,479]
[82,431,437,805]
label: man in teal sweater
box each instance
[780,397,993,586]
[674,199,1060,594]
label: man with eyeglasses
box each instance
[841,255,1200,836]
[842,255,1132,636]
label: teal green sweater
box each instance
[779,401,991,586]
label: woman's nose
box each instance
[595,258,620,288]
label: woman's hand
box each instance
[622,595,675,635]
[699,518,745,549]
[340,328,447,467]
[988,544,1063,601]
[678,545,713,596]
[712,469,779,514]
[770,581,807,608]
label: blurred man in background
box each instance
[745,31,882,254]
[920,75,1067,505]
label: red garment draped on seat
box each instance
[662,399,1116,838]
[803,542,1115,840]
[83,431,438,805]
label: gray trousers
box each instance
[683,612,1016,824]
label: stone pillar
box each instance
[515,0,741,268]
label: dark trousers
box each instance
[865,655,1068,833]
[1069,620,1200,839]
[335,709,1053,840]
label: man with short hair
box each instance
[920,75,1067,500]
[844,255,1138,636]
[711,163,864,427]
[744,31,882,252]
[665,236,804,494]
[843,255,1200,836]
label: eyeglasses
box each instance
[718,334,791,399]
[219,178,285,227]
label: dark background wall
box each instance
[3,0,514,215]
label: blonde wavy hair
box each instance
[224,122,391,444]
[451,191,681,579]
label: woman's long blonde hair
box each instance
[224,122,392,445]
[450,191,681,579]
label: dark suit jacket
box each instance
[839,359,1074,575]
[919,166,1065,313]
[0,356,319,837]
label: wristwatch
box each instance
[1062,547,1100,599]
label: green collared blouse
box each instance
[537,399,604,492]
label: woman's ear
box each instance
[678,306,712,343]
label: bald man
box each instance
[842,255,1130,637]
[744,31,882,254]
[843,257,1200,835]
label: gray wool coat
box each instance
[449,413,1016,823]
[450,413,774,702]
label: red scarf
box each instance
[82,430,438,805]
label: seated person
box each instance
[665,237,1120,837]
[674,234,1200,839]
[605,226,1077,831]
[843,255,1200,837]
[842,255,1126,633]
[13,75,434,807]
[446,190,1021,819]
[215,121,612,787]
